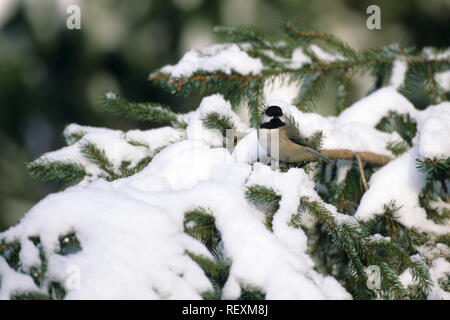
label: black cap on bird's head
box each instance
[265,105,283,117]
[260,105,285,129]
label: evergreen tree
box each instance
[1,22,449,300]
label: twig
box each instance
[355,153,369,192]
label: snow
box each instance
[228,89,449,235]
[415,102,450,159]
[105,91,117,99]
[435,70,450,91]
[260,47,311,69]
[336,87,417,128]
[38,124,185,183]
[185,94,249,147]
[290,48,312,68]
[336,159,353,184]
[355,147,449,234]
[423,47,450,61]
[309,44,343,62]
[231,129,270,164]
[428,258,450,300]
[0,139,351,300]
[160,44,264,78]
[0,0,17,29]
[399,255,450,300]
[389,59,407,90]
[126,127,186,151]
[416,243,449,261]
[2,87,449,299]
[264,77,300,103]
[0,258,39,300]
[18,238,41,273]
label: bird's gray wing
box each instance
[283,115,331,164]
[283,115,310,147]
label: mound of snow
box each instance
[0,140,351,300]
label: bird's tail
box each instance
[305,147,331,164]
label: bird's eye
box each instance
[266,106,283,117]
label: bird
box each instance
[259,105,331,164]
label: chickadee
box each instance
[259,105,331,164]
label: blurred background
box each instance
[0,0,449,231]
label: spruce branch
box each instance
[293,71,327,111]
[63,127,85,146]
[0,240,21,271]
[26,160,86,182]
[80,142,117,178]
[280,21,357,58]
[245,185,281,231]
[298,197,432,299]
[386,140,410,157]
[184,207,221,256]
[185,251,230,300]
[416,156,450,224]
[100,92,180,126]
[150,21,448,117]
[238,285,266,300]
[375,112,417,146]
[202,112,235,136]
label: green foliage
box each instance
[243,184,433,299]
[81,142,116,177]
[299,197,432,299]
[184,207,221,256]
[238,285,266,300]
[304,131,325,151]
[151,22,448,126]
[20,21,449,300]
[11,292,52,300]
[416,157,450,224]
[26,160,86,182]
[245,185,281,231]
[184,208,230,300]
[202,112,235,137]
[63,128,85,146]
[0,234,71,300]
[417,157,450,180]
[58,232,82,256]
[293,71,327,111]
[280,21,357,58]
[386,140,410,157]
[48,282,67,300]
[362,202,424,254]
[186,251,230,300]
[376,111,417,146]
[27,236,47,287]
[100,93,181,127]
[315,160,371,214]
[284,115,324,151]
[0,240,21,271]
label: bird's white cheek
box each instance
[261,114,272,124]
